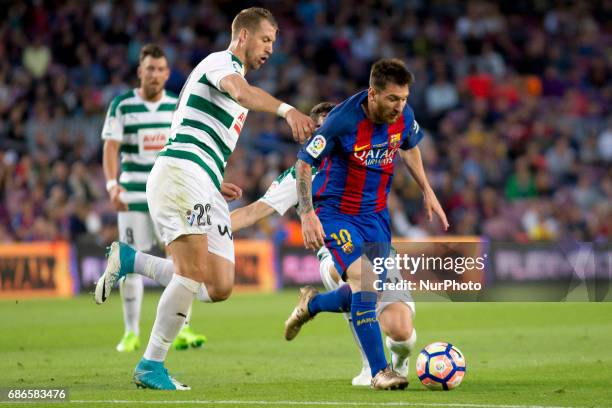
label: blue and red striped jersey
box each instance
[298,90,424,215]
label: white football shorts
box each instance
[146,156,235,263]
[117,211,160,252]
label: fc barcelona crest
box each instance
[342,242,354,254]
[389,132,401,148]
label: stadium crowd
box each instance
[0,0,610,244]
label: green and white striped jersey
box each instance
[159,50,248,190]
[101,89,178,212]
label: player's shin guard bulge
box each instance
[371,366,409,390]
[284,286,319,341]
[143,274,198,362]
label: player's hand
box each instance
[423,188,449,231]
[109,185,128,211]
[285,109,315,144]
[221,182,242,202]
[300,210,325,250]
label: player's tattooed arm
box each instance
[295,159,325,249]
[296,159,313,215]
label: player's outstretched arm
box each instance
[102,140,127,211]
[295,159,325,249]
[399,147,449,231]
[230,201,276,232]
[220,74,314,143]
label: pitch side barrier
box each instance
[278,236,483,289]
[0,239,275,299]
[279,236,611,302]
[0,242,73,299]
[1,238,609,300]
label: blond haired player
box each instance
[100,44,207,353]
[98,100,416,387]
[96,7,314,390]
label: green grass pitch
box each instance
[1,291,611,407]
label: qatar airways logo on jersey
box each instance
[353,133,402,166]
[354,146,399,166]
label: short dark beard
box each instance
[141,86,163,102]
[362,99,384,124]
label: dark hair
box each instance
[139,44,166,62]
[369,58,414,90]
[231,7,277,39]
[309,102,335,121]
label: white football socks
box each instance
[345,312,370,373]
[184,304,192,327]
[133,250,213,304]
[134,251,174,287]
[119,274,143,336]
[386,329,417,368]
[197,284,212,302]
[318,247,336,289]
[143,274,199,362]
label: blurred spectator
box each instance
[598,122,612,162]
[545,137,576,182]
[0,0,609,243]
[505,158,537,201]
[22,36,51,79]
[522,202,559,241]
[68,161,100,202]
[425,68,459,117]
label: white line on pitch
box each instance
[63,400,598,408]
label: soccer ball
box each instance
[416,342,466,390]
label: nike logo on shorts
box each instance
[355,310,375,317]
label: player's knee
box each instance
[386,323,413,342]
[383,313,413,341]
[207,283,233,302]
[345,275,362,293]
[177,264,207,283]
